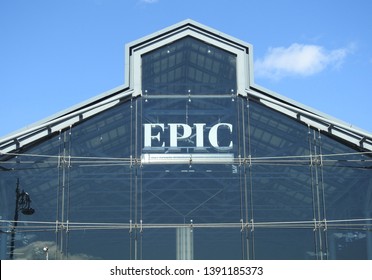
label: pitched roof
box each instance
[1,19,371,154]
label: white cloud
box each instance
[255,43,350,80]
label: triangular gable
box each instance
[1,19,371,154]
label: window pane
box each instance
[142,36,237,95]
[254,228,316,260]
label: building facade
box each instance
[1,20,372,260]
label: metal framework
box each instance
[1,19,371,156]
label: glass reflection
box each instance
[142,36,237,95]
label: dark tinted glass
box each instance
[142,36,237,95]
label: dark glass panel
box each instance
[60,101,134,258]
[70,101,133,158]
[0,134,60,259]
[319,133,372,259]
[254,228,316,260]
[194,228,242,260]
[67,230,131,260]
[327,229,371,259]
[320,133,372,222]
[142,36,236,95]
[68,165,131,223]
[248,101,314,223]
[252,165,314,223]
[4,141,60,223]
[141,229,176,259]
[248,100,310,158]
[141,164,241,224]
[59,102,134,258]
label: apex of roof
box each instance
[1,19,371,154]
[126,19,251,52]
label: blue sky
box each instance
[1,0,371,137]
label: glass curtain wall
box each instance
[1,36,371,259]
